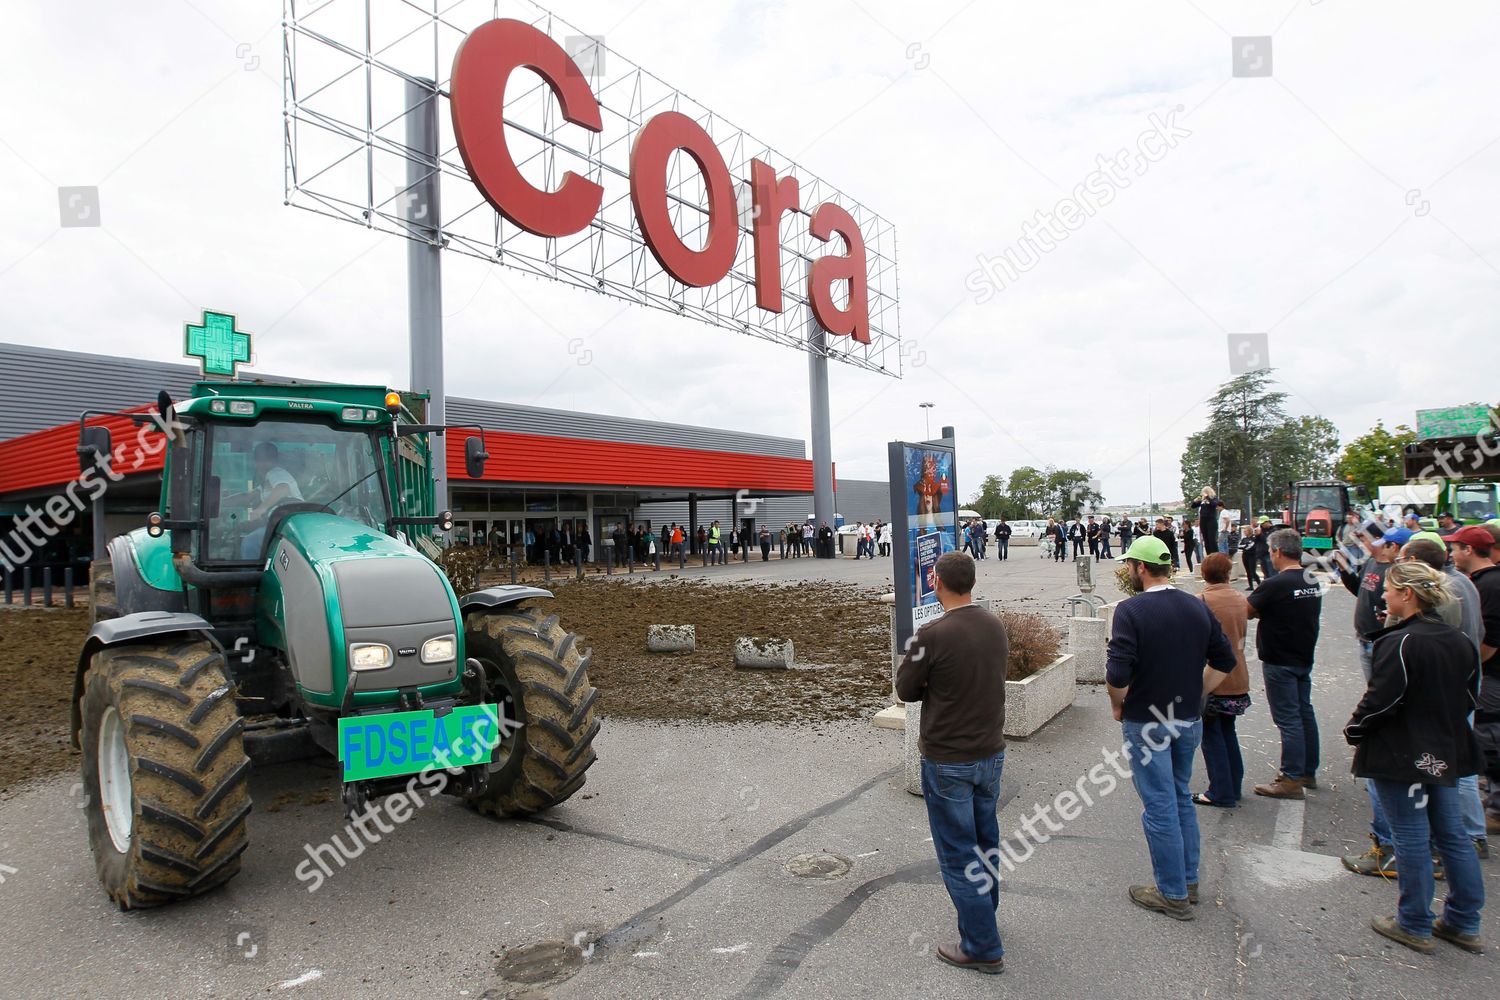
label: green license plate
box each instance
[337,704,499,782]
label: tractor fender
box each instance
[70,611,218,749]
[459,586,554,614]
[108,533,187,615]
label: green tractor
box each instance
[72,381,599,909]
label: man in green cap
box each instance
[1107,535,1236,921]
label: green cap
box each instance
[1123,535,1172,565]
[1258,515,1273,524]
[1410,530,1446,547]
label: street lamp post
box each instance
[919,402,935,440]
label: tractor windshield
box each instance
[202,419,390,562]
[1296,486,1344,517]
[1455,483,1497,521]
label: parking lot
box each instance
[1,557,1495,999]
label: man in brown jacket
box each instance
[895,551,1009,974]
[1195,553,1252,806]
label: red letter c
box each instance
[450,19,603,238]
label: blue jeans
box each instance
[1260,662,1319,781]
[1123,717,1203,900]
[921,753,1005,962]
[1371,779,1485,936]
[1199,712,1244,803]
[997,539,1008,559]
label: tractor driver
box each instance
[239,442,304,559]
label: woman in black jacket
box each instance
[1344,561,1485,955]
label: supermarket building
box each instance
[0,343,890,569]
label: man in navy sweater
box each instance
[1107,536,1237,921]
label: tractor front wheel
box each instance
[461,605,600,816]
[80,637,251,909]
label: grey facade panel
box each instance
[444,397,803,459]
[0,342,804,460]
[636,479,891,529]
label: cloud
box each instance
[1,0,1497,509]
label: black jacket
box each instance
[1344,615,1483,786]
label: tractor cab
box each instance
[1290,480,1367,553]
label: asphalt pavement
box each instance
[0,556,1495,999]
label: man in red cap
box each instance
[1445,524,1500,836]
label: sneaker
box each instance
[1253,774,1305,800]
[1342,835,1397,879]
[1371,915,1434,954]
[1433,919,1484,954]
[1128,885,1194,921]
[1187,882,1200,905]
[1475,837,1490,860]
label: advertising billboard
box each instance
[888,439,958,652]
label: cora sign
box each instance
[449,19,872,343]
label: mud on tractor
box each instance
[72,382,599,909]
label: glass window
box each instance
[525,492,556,512]
[452,490,489,512]
[559,492,586,511]
[1455,484,1496,520]
[487,491,523,512]
[203,419,388,563]
[1295,486,1344,516]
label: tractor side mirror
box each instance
[464,436,489,479]
[77,425,112,474]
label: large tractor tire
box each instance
[90,558,119,624]
[79,637,252,909]
[462,605,600,816]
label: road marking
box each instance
[712,943,751,955]
[278,970,323,990]
[1271,797,1304,853]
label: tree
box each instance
[1006,466,1047,518]
[970,474,1009,519]
[1334,421,1417,488]
[1044,468,1103,520]
[1179,370,1339,514]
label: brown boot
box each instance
[1253,773,1305,799]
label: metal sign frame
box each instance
[281,0,900,374]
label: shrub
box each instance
[1000,609,1062,681]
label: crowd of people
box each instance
[894,505,1498,973]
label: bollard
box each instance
[23,566,32,607]
[43,566,53,607]
[574,548,584,580]
[65,566,75,609]
[3,568,11,605]
[733,637,794,669]
[543,550,551,585]
[509,553,518,585]
[646,625,696,653]
[628,549,634,574]
[1068,616,1108,684]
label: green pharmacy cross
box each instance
[184,310,251,379]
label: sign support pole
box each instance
[406,77,446,505]
[807,311,834,554]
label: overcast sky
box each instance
[3,1,1498,507]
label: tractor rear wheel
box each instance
[90,558,119,624]
[461,605,599,816]
[80,637,251,909]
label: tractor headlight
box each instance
[420,635,456,664]
[349,643,394,671]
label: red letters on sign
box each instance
[450,19,603,238]
[750,158,799,312]
[630,112,739,288]
[808,203,870,344]
[450,19,872,340]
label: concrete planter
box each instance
[1003,653,1075,738]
